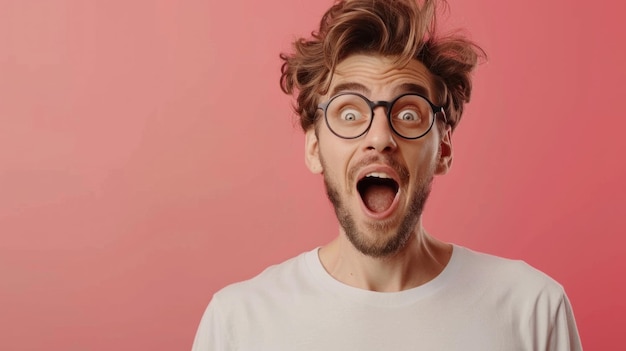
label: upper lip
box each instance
[355,164,401,186]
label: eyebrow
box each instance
[330,82,370,97]
[329,82,432,100]
[394,83,431,98]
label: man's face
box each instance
[305,54,453,258]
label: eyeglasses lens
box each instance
[325,94,434,139]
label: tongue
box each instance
[362,184,395,213]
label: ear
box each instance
[305,128,323,174]
[435,124,453,175]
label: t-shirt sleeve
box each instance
[191,296,230,351]
[547,293,583,351]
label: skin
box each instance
[305,54,454,292]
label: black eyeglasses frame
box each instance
[317,92,447,140]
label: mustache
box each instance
[348,155,410,185]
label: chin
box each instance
[347,227,413,258]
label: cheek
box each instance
[318,144,342,172]
[318,142,355,183]
[405,142,439,174]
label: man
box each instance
[193,0,582,349]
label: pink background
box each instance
[1,0,624,349]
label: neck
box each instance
[318,226,452,292]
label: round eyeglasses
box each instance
[317,92,446,139]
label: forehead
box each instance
[328,54,437,101]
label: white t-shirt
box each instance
[192,245,582,350]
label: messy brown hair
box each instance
[280,0,485,132]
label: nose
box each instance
[363,107,397,152]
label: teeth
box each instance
[365,172,391,179]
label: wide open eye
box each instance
[390,95,434,138]
[324,93,371,138]
[340,108,363,121]
[396,109,421,122]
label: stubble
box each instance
[322,156,435,258]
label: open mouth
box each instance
[356,172,400,214]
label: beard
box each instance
[323,156,434,258]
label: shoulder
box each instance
[453,245,567,308]
[211,249,317,307]
[445,246,581,349]
[455,245,564,290]
[193,252,315,350]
